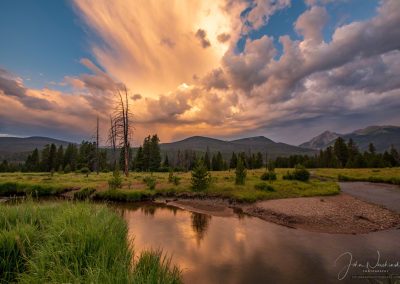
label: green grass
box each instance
[313,168,400,185]
[0,169,343,203]
[0,201,181,283]
[0,181,71,197]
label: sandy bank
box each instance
[161,194,400,234]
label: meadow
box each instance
[313,168,400,185]
[0,169,341,203]
[0,201,181,283]
[0,168,398,203]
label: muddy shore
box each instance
[160,193,400,234]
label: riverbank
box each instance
[0,201,181,283]
[0,170,341,203]
[162,193,400,234]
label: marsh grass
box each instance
[0,169,343,202]
[0,201,181,283]
[314,168,400,185]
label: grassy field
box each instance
[313,168,400,185]
[0,201,181,283]
[0,169,341,202]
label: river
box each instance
[117,202,400,284]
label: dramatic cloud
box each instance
[195,29,211,49]
[2,0,400,144]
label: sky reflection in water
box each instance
[117,203,400,284]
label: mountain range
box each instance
[160,136,315,160]
[299,125,400,152]
[1,125,399,162]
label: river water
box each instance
[117,202,400,284]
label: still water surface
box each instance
[117,203,400,284]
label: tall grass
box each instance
[0,201,181,283]
[0,182,70,197]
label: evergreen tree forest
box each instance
[1,136,398,173]
[273,138,400,168]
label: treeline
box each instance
[274,138,400,168]
[1,136,399,173]
[0,141,108,173]
[131,136,264,172]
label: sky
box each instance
[0,0,399,145]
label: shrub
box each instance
[267,160,275,172]
[108,171,123,190]
[191,160,211,191]
[73,187,96,200]
[283,164,310,181]
[80,167,90,177]
[143,176,157,190]
[254,182,275,191]
[168,170,181,186]
[235,158,247,185]
[63,164,71,174]
[260,170,277,181]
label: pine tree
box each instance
[142,136,151,171]
[216,152,223,171]
[204,151,211,170]
[63,144,78,171]
[390,145,400,166]
[49,144,57,171]
[229,152,237,169]
[211,154,217,171]
[255,152,263,168]
[346,139,359,168]
[40,144,50,171]
[149,134,161,171]
[163,154,169,168]
[134,146,144,171]
[235,157,246,185]
[191,159,211,191]
[333,137,348,167]
[55,145,64,171]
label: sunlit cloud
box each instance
[1,0,400,144]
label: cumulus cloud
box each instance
[195,29,211,48]
[295,6,327,45]
[217,33,231,43]
[2,0,400,144]
[0,69,56,110]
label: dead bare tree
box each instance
[108,115,117,170]
[109,85,133,177]
[96,115,100,175]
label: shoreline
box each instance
[158,193,400,234]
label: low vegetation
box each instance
[0,167,343,203]
[313,168,400,185]
[0,201,181,283]
[283,164,311,182]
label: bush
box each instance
[283,164,310,181]
[63,164,71,174]
[80,167,90,177]
[143,176,157,190]
[235,158,247,185]
[168,170,181,186]
[254,182,275,191]
[260,170,277,181]
[73,187,96,200]
[191,160,211,191]
[108,171,123,190]
[267,160,275,172]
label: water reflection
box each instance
[119,203,400,284]
[190,212,211,245]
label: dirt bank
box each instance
[161,194,400,234]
